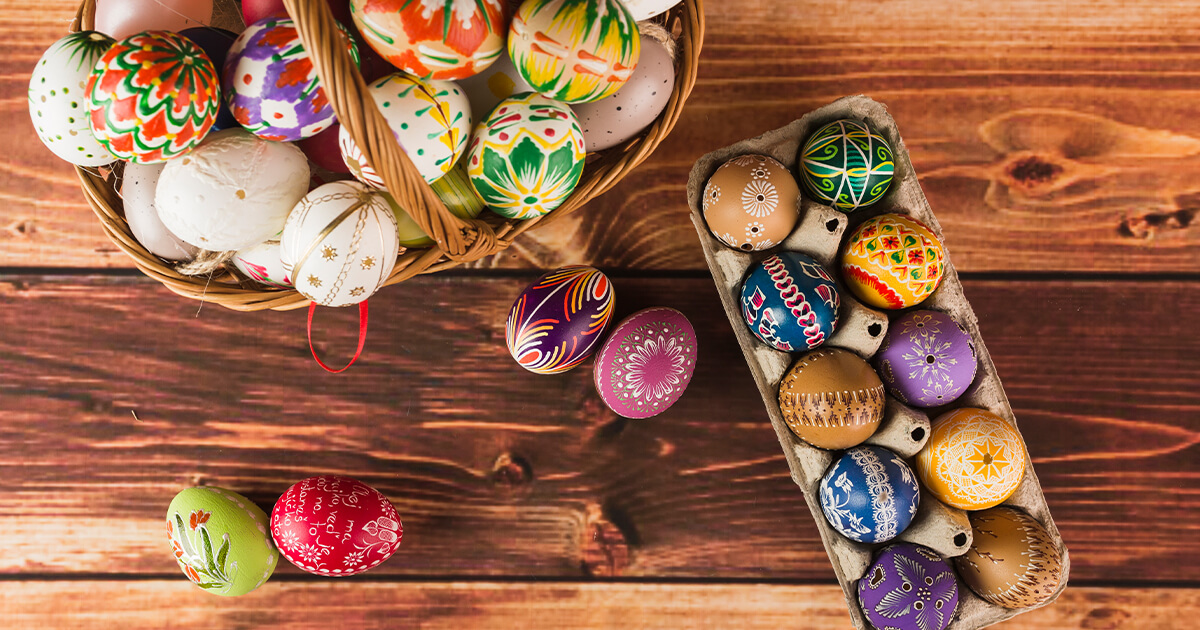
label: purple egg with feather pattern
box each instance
[858,543,960,630]
[506,266,615,375]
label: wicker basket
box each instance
[71,0,704,311]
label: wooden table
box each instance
[4,1,1198,627]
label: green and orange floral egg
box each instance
[841,213,946,310]
[509,0,640,103]
[351,0,511,80]
[86,30,220,163]
[166,487,278,597]
[467,92,585,219]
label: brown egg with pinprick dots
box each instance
[778,348,885,450]
[955,506,1065,609]
[702,154,801,252]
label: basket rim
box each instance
[72,0,706,311]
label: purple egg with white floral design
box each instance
[594,308,698,419]
[874,310,978,408]
[819,445,919,544]
[223,15,359,141]
[858,543,960,630]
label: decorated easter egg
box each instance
[506,266,614,374]
[28,31,117,167]
[179,27,239,131]
[457,48,534,124]
[271,476,403,576]
[166,487,278,596]
[820,445,920,543]
[594,307,697,419]
[280,180,401,307]
[799,119,894,211]
[467,92,585,219]
[389,166,485,247]
[86,30,220,164]
[96,0,211,39]
[244,0,360,26]
[339,73,472,186]
[622,0,681,20]
[233,234,292,288]
[123,161,198,261]
[702,154,801,252]
[778,348,884,450]
[955,507,1064,608]
[573,32,673,152]
[916,408,1027,511]
[224,15,360,142]
[858,543,960,630]
[509,0,641,103]
[156,129,311,251]
[739,251,839,352]
[350,0,510,80]
[841,213,946,310]
[875,310,978,408]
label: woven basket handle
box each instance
[283,0,497,262]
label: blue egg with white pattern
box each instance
[820,445,920,544]
[739,251,840,353]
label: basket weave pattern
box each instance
[72,0,704,311]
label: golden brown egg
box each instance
[702,154,801,251]
[777,348,884,449]
[955,506,1064,609]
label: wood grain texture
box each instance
[1,582,1194,629]
[5,1,1200,271]
[0,275,1193,582]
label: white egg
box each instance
[155,129,310,251]
[122,162,198,261]
[280,181,401,307]
[28,31,117,167]
[94,0,212,39]
[457,48,534,125]
[573,34,675,153]
[232,234,292,288]
[339,73,472,188]
[623,0,682,21]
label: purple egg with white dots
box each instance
[874,310,978,408]
[858,543,960,630]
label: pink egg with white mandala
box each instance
[594,307,698,419]
[270,476,403,577]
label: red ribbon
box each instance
[307,300,369,373]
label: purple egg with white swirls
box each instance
[874,310,978,408]
[858,543,960,630]
[506,266,615,375]
[223,15,359,141]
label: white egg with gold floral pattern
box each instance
[280,181,401,307]
[339,73,471,187]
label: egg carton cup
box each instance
[70,0,705,311]
[686,95,1070,630]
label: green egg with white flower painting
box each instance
[166,487,278,597]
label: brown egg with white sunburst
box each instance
[702,154,801,251]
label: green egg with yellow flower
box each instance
[166,487,278,597]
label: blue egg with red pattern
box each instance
[739,251,840,352]
[820,445,920,544]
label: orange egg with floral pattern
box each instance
[916,408,1027,511]
[351,0,511,80]
[841,213,946,310]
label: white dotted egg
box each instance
[28,31,117,167]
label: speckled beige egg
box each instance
[778,348,884,450]
[702,154,800,251]
[955,507,1064,609]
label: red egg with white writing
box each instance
[270,476,402,577]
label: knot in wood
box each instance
[490,452,532,489]
[1004,154,1064,190]
[580,503,631,577]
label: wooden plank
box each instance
[1,581,1196,629]
[0,276,1194,582]
[4,0,1200,271]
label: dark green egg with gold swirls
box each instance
[799,119,894,211]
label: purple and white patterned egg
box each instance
[505,266,615,375]
[223,15,359,142]
[858,543,960,630]
[874,310,978,408]
[594,307,697,419]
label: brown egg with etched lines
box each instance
[702,154,801,251]
[955,507,1064,609]
[777,348,885,450]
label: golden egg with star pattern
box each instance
[916,408,1027,511]
[280,181,401,307]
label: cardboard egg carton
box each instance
[685,95,1070,630]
